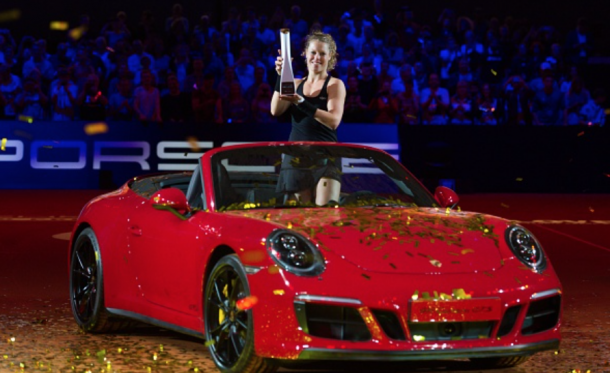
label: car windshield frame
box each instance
[210,144,437,211]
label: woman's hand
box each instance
[275,49,283,75]
[279,93,303,104]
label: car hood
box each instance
[224,207,506,274]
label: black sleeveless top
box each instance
[288,75,338,142]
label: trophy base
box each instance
[281,82,295,96]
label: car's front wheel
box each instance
[204,255,277,373]
[70,228,132,333]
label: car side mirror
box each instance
[434,186,459,209]
[151,188,190,219]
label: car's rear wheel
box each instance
[470,355,530,368]
[204,255,277,373]
[70,228,133,333]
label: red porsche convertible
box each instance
[69,142,561,373]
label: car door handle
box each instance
[129,226,142,236]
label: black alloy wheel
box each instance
[204,255,277,373]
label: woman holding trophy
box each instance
[271,29,346,206]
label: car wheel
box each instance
[204,254,278,373]
[470,355,530,368]
[70,228,132,333]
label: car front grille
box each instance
[408,321,494,341]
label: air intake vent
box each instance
[522,295,561,335]
[371,309,406,340]
[497,305,521,337]
[408,321,493,341]
[294,302,371,341]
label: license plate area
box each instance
[410,298,502,322]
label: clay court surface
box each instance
[1,191,609,372]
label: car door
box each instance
[126,169,208,315]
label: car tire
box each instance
[70,228,133,333]
[204,254,278,373]
[470,355,530,368]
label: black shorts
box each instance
[276,155,342,193]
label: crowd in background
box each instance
[0,2,606,126]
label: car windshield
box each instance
[211,144,436,211]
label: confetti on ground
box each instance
[84,122,108,135]
[589,207,594,213]
[50,21,69,30]
[0,8,21,22]
[0,137,6,151]
[501,203,510,208]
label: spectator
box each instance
[376,61,394,88]
[477,83,500,125]
[504,75,534,125]
[107,63,133,98]
[459,30,484,68]
[579,89,606,126]
[77,73,108,121]
[217,67,240,100]
[250,82,275,123]
[368,81,396,123]
[357,62,378,105]
[241,7,260,36]
[50,68,78,121]
[133,55,158,87]
[216,81,250,123]
[1,45,17,70]
[420,73,450,124]
[448,57,477,93]
[438,36,461,84]
[152,39,171,75]
[22,42,54,84]
[202,43,225,88]
[565,17,593,67]
[256,14,276,47]
[92,37,113,79]
[193,15,217,46]
[134,69,161,122]
[71,48,96,93]
[170,44,190,91]
[192,73,219,123]
[244,66,266,103]
[234,48,256,91]
[161,74,191,122]
[101,12,131,48]
[108,78,134,121]
[381,32,403,66]
[0,63,22,119]
[165,3,189,34]
[510,43,531,79]
[336,46,355,83]
[343,76,369,123]
[285,5,309,43]
[565,77,590,125]
[184,57,205,93]
[127,40,154,75]
[391,64,418,96]
[413,62,428,91]
[532,76,565,125]
[529,62,558,94]
[449,80,474,124]
[15,76,48,120]
[393,78,419,124]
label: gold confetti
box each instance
[461,249,474,255]
[50,21,69,30]
[268,265,280,274]
[491,69,497,76]
[236,295,258,310]
[17,115,33,123]
[516,177,523,182]
[272,289,285,295]
[430,259,442,267]
[413,335,425,342]
[0,9,21,22]
[68,26,87,40]
[361,273,370,280]
[186,136,200,151]
[0,137,6,151]
[589,206,594,213]
[500,203,510,208]
[153,353,158,361]
[84,122,108,135]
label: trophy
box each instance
[279,28,295,95]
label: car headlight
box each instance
[266,229,325,276]
[505,225,547,272]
